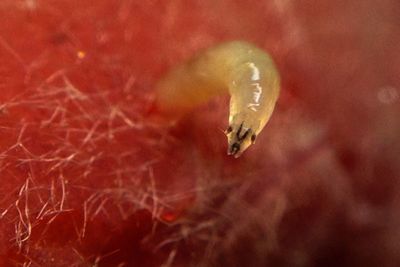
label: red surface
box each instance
[0,0,399,266]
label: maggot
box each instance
[155,41,280,158]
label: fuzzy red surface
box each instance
[0,0,399,266]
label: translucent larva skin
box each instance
[155,41,280,157]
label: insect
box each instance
[155,41,280,158]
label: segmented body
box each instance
[155,41,280,157]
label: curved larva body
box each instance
[155,41,280,157]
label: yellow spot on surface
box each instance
[77,51,86,59]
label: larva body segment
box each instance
[155,41,280,157]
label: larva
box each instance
[155,41,280,158]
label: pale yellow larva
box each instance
[155,41,280,158]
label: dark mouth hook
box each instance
[227,142,241,157]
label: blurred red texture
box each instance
[0,0,399,266]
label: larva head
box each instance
[225,122,257,158]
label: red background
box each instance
[0,0,399,266]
